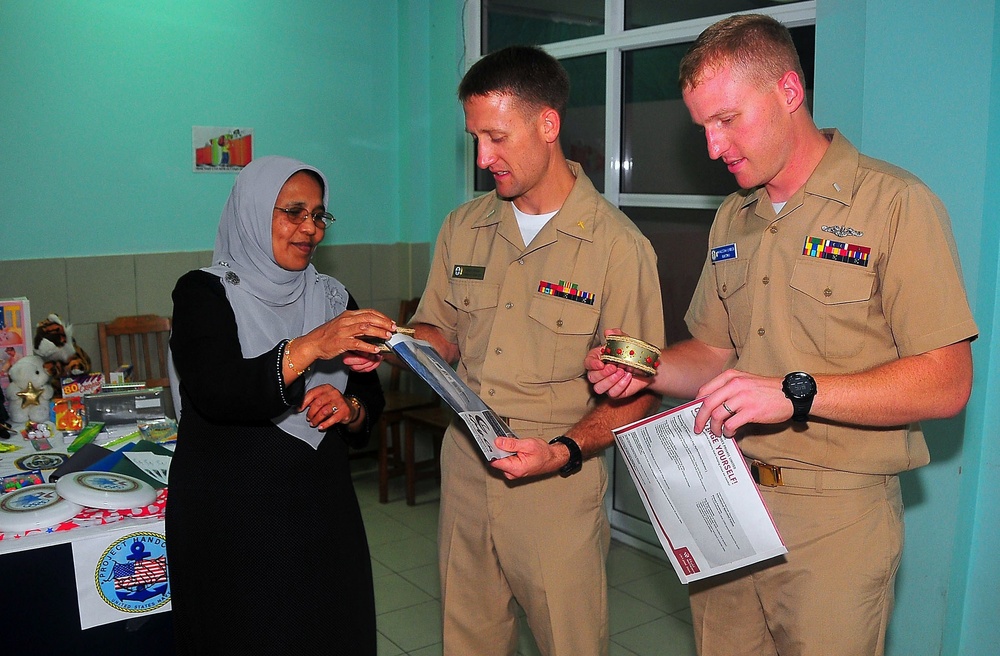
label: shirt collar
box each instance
[739,128,859,215]
[472,161,597,244]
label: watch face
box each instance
[786,372,816,398]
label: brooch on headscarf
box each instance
[225,271,240,285]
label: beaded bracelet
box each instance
[285,338,310,376]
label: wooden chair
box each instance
[401,404,453,505]
[97,314,172,388]
[376,298,438,503]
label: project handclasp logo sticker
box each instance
[95,531,170,613]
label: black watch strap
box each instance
[549,435,582,476]
[782,372,817,423]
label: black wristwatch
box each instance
[549,435,582,476]
[782,372,817,423]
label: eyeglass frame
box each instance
[273,205,336,229]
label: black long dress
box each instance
[166,270,383,656]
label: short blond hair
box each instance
[679,14,805,92]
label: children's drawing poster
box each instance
[0,297,32,393]
[192,126,253,172]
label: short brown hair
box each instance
[679,14,805,92]
[459,45,570,119]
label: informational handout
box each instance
[613,398,786,583]
[387,333,514,461]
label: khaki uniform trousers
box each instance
[438,422,611,656]
[690,472,903,656]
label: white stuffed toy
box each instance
[4,355,54,424]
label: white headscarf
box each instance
[199,156,349,448]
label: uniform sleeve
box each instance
[878,182,978,356]
[411,212,461,344]
[684,199,740,350]
[170,271,300,422]
[598,229,666,351]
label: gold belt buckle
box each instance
[752,460,783,487]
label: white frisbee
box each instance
[0,484,83,533]
[55,471,157,510]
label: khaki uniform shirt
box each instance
[414,162,664,433]
[686,130,978,475]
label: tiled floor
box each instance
[352,461,698,656]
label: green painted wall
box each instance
[0,1,439,260]
[816,2,998,654]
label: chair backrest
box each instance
[389,297,422,393]
[97,314,172,388]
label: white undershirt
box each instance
[513,204,559,246]
[773,201,787,214]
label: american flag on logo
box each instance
[113,556,168,590]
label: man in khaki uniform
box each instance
[410,46,664,656]
[586,14,977,656]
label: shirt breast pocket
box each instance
[714,259,751,349]
[446,280,500,360]
[789,259,876,358]
[525,294,600,383]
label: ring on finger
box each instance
[723,402,736,417]
[330,405,339,415]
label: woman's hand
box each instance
[301,384,361,431]
[293,309,396,369]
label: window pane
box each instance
[621,43,736,196]
[620,27,814,195]
[562,54,606,192]
[484,0,604,52]
[622,206,716,346]
[475,53,607,193]
[625,0,799,29]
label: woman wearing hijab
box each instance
[167,156,392,655]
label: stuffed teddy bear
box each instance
[3,354,54,424]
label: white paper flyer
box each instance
[613,398,786,583]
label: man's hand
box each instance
[584,330,654,398]
[585,353,653,398]
[489,436,566,480]
[693,369,789,438]
[342,352,383,373]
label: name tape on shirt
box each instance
[711,243,738,263]
[452,265,486,280]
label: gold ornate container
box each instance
[600,336,661,375]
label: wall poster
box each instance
[192,126,253,172]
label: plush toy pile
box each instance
[33,314,91,391]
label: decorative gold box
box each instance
[600,336,661,376]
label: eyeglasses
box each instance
[274,206,336,229]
